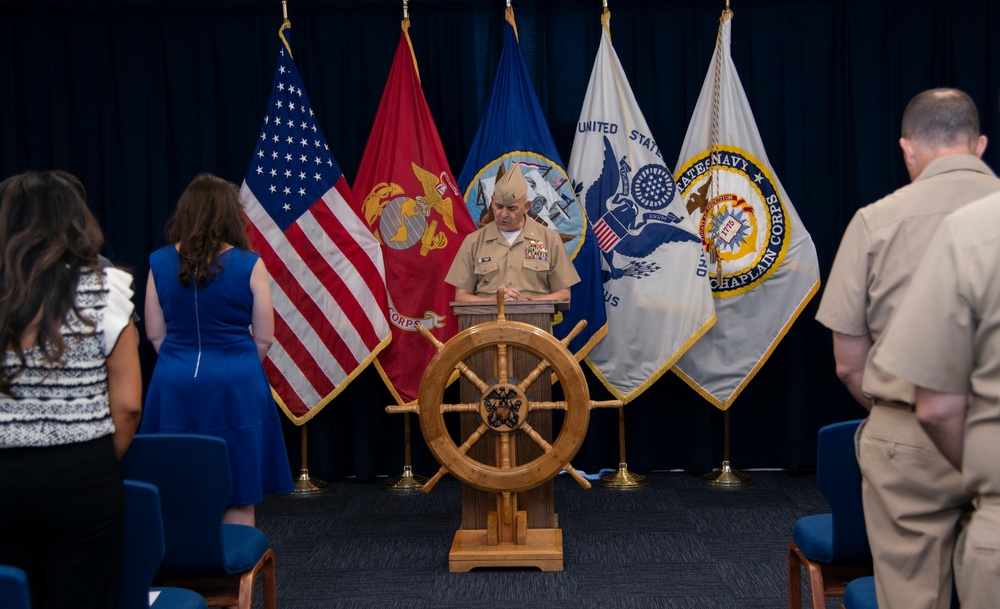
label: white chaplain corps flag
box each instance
[672,9,820,410]
[568,12,715,404]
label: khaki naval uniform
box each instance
[445,216,580,299]
[874,192,1000,609]
[816,155,1000,609]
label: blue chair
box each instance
[0,564,31,609]
[788,419,873,609]
[120,434,276,609]
[841,575,877,609]
[120,480,209,609]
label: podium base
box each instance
[449,528,563,572]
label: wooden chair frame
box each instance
[788,540,872,609]
[160,548,275,609]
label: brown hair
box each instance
[0,171,104,393]
[166,173,251,287]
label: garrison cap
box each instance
[492,164,528,204]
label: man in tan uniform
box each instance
[874,192,1000,609]
[815,88,1000,609]
[445,163,579,302]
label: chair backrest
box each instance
[0,564,31,609]
[119,434,233,576]
[816,419,870,563]
[119,480,166,609]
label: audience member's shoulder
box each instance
[947,190,1000,231]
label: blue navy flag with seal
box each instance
[456,6,607,357]
[672,9,820,410]
[568,11,715,404]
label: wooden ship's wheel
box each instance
[388,293,620,571]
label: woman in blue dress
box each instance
[142,173,292,526]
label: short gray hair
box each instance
[901,88,981,147]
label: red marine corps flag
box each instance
[241,22,392,424]
[352,21,476,405]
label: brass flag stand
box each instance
[292,424,329,495]
[702,410,752,488]
[598,404,647,489]
[385,412,428,492]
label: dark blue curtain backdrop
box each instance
[3,0,1000,480]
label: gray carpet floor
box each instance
[255,470,842,608]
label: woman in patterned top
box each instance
[0,171,142,609]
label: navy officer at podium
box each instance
[445,163,579,303]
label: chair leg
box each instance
[788,542,803,609]
[237,569,254,609]
[261,550,276,609]
[237,548,275,609]
[805,560,826,609]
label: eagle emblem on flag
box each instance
[361,162,461,257]
[583,136,700,283]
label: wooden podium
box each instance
[450,301,565,572]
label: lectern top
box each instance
[450,301,568,316]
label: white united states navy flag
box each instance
[568,13,715,404]
[672,9,820,410]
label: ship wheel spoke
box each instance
[517,357,553,394]
[453,360,490,394]
[496,342,509,384]
[528,400,568,412]
[439,402,480,414]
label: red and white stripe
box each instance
[241,179,390,419]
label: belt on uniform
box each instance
[871,397,915,412]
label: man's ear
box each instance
[899,137,920,178]
[974,134,988,158]
[899,137,915,165]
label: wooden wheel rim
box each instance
[417,320,590,493]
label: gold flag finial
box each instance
[279,1,292,58]
[403,0,409,21]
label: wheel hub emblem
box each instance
[482,383,523,430]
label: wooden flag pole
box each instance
[702,409,752,488]
[385,412,428,492]
[598,403,648,489]
[292,423,330,494]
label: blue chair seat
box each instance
[0,564,31,609]
[842,576,877,609]
[221,525,270,574]
[150,587,210,609]
[793,513,834,563]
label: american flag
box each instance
[240,39,391,424]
